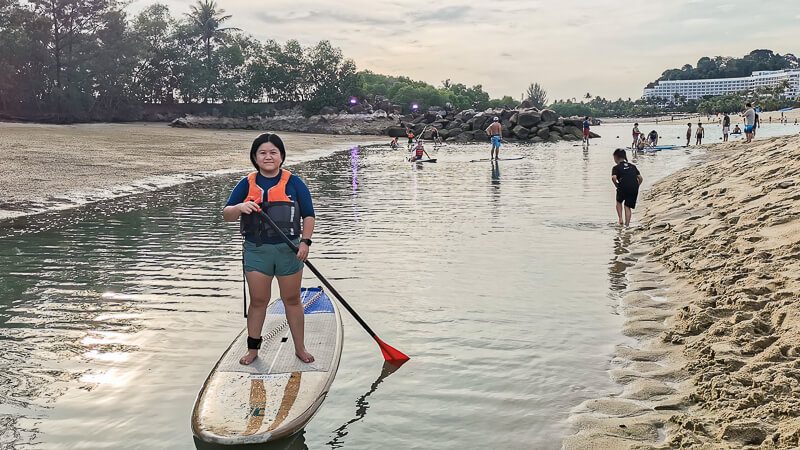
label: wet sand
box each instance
[566,134,800,448]
[0,122,373,221]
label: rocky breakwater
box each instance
[170,109,398,135]
[386,107,600,143]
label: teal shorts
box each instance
[243,239,303,277]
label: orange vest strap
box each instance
[244,170,293,203]
[267,170,292,202]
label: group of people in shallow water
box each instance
[232,100,780,363]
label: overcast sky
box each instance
[129,0,800,101]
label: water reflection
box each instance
[609,228,633,292]
[0,125,726,449]
[327,361,403,449]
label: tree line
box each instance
[653,49,798,83]
[0,0,530,121]
[0,0,361,120]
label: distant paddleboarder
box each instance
[222,133,316,365]
[612,148,642,227]
[430,125,442,146]
[485,116,502,160]
[410,141,425,162]
[582,116,591,147]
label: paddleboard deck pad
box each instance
[192,287,343,445]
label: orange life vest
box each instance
[415,145,424,158]
[240,170,301,245]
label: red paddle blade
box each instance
[375,337,410,363]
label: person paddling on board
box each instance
[485,116,502,160]
[612,148,642,227]
[222,133,316,365]
[410,140,425,162]
[582,116,591,147]
[390,137,399,149]
[430,125,442,146]
[406,127,415,150]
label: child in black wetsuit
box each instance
[612,148,643,226]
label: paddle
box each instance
[255,209,410,364]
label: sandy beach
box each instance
[600,108,800,126]
[0,122,374,221]
[567,134,800,448]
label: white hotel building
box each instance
[642,69,800,101]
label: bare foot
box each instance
[295,349,315,363]
[239,349,258,365]
[618,220,624,225]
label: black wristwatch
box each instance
[300,238,312,246]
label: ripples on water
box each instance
[3,124,787,449]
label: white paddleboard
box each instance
[192,287,343,444]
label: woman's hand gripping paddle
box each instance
[256,209,410,365]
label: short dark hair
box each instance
[584,116,589,120]
[613,148,627,161]
[250,133,286,169]
[746,102,752,107]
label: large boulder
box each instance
[473,129,489,141]
[349,104,365,114]
[447,128,463,137]
[512,125,530,139]
[519,100,533,108]
[564,126,582,138]
[537,128,550,140]
[551,125,565,135]
[460,122,472,131]
[446,121,461,130]
[461,109,476,121]
[541,109,559,123]
[530,136,545,144]
[517,111,541,128]
[538,120,556,129]
[386,126,408,138]
[472,114,490,132]
[501,109,516,120]
[424,111,439,123]
[509,112,519,126]
[170,117,189,128]
[319,106,339,115]
[453,131,473,142]
[501,125,512,137]
[438,129,451,140]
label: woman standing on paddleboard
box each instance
[222,133,315,365]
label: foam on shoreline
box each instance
[566,134,800,448]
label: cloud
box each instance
[128,0,800,100]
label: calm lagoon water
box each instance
[0,123,795,449]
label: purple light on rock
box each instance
[411,103,419,110]
[350,98,358,105]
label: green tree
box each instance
[525,82,548,108]
[185,0,238,103]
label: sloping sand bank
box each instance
[0,122,373,222]
[567,134,800,449]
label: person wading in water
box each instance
[222,133,316,365]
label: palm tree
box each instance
[186,0,239,102]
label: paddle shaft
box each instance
[255,210,379,338]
